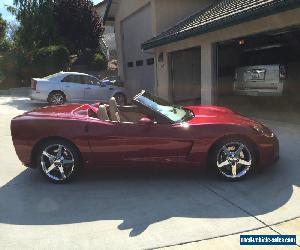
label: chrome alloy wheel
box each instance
[41,144,75,181]
[50,93,64,105]
[216,142,252,179]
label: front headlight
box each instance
[252,124,274,138]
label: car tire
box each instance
[209,137,257,181]
[36,139,81,184]
[48,92,65,105]
[113,93,126,106]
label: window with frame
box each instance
[62,75,82,84]
[127,62,134,68]
[82,75,101,85]
[136,60,143,67]
[147,58,154,65]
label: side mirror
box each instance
[138,117,154,126]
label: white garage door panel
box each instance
[122,5,155,95]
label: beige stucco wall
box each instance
[114,0,152,81]
[154,7,300,103]
[113,0,216,91]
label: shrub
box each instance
[0,49,27,88]
[32,45,70,76]
[0,45,70,88]
[90,53,108,71]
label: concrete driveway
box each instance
[0,96,299,250]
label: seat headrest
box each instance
[109,97,120,122]
[97,104,109,121]
[109,97,118,111]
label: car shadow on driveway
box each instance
[0,153,299,237]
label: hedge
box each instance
[31,45,70,77]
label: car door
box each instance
[82,75,102,102]
[87,118,193,166]
[61,75,85,101]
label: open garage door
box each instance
[216,27,300,120]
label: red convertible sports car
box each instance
[11,90,279,183]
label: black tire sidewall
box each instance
[36,139,81,184]
[114,93,126,105]
[209,137,257,181]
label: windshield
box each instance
[134,91,194,123]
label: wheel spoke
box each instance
[235,144,244,157]
[222,146,231,156]
[57,145,64,158]
[42,151,55,162]
[232,163,237,177]
[238,159,252,166]
[217,160,230,168]
[58,166,66,179]
[46,163,56,174]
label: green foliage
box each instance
[12,0,103,54]
[91,53,108,71]
[0,45,70,88]
[0,15,6,41]
[31,45,70,77]
[1,0,103,88]
[14,1,59,51]
[53,0,103,54]
[0,14,11,52]
[0,49,27,88]
[76,50,108,70]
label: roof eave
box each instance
[142,0,300,50]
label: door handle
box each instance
[65,86,70,88]
[85,87,91,90]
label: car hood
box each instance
[185,105,259,126]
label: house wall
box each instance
[114,0,152,85]
[121,4,155,95]
[113,0,217,96]
[154,7,300,103]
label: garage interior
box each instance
[216,26,300,120]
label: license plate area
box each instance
[244,69,266,81]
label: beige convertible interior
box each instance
[97,97,146,123]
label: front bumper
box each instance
[258,135,280,167]
[234,88,283,97]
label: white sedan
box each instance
[30,72,127,105]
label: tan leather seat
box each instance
[97,105,109,121]
[109,97,121,122]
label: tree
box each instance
[11,0,59,51]
[0,14,10,52]
[12,0,103,54]
[53,0,103,54]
